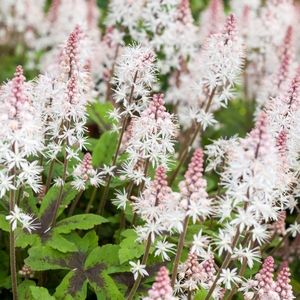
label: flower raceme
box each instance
[133,166,182,241]
[0,66,43,195]
[143,266,176,300]
[179,148,211,223]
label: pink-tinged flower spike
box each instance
[113,45,156,113]
[133,166,171,221]
[177,251,203,293]
[0,66,43,193]
[283,67,300,113]
[143,266,176,300]
[200,0,225,39]
[223,13,238,44]
[176,0,193,25]
[247,112,270,159]
[133,166,181,242]
[275,262,295,300]
[72,153,103,190]
[276,130,288,169]
[276,26,294,91]
[48,0,61,24]
[60,25,82,78]
[270,211,287,236]
[199,256,216,286]
[179,148,210,223]
[255,256,278,298]
[121,94,178,183]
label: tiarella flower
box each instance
[133,166,182,240]
[35,0,101,77]
[0,66,43,194]
[177,251,203,292]
[179,148,211,223]
[214,226,235,256]
[199,0,225,40]
[275,262,295,300]
[154,238,176,261]
[6,205,39,233]
[232,244,261,269]
[269,211,287,236]
[218,112,290,243]
[71,153,103,190]
[0,171,15,198]
[112,188,128,210]
[143,266,176,300]
[129,260,149,281]
[39,26,93,167]
[166,13,244,128]
[217,268,242,289]
[286,222,300,238]
[205,136,238,172]
[195,110,218,130]
[122,94,178,181]
[251,224,271,246]
[112,44,156,113]
[191,230,210,257]
[0,0,45,47]
[255,256,277,299]
[106,0,144,39]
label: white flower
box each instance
[251,224,270,246]
[129,260,149,280]
[218,268,242,289]
[154,238,176,261]
[0,171,15,198]
[232,244,261,269]
[53,177,64,187]
[214,227,235,256]
[101,165,116,176]
[6,205,39,233]
[287,222,300,238]
[196,109,218,130]
[112,189,128,210]
[191,230,210,256]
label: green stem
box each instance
[168,88,216,185]
[9,189,18,300]
[127,234,152,300]
[171,216,190,287]
[204,228,241,300]
[68,190,84,216]
[85,187,97,213]
[49,152,68,227]
[98,71,139,214]
[45,159,55,192]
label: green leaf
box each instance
[25,246,69,271]
[55,270,88,300]
[38,183,78,228]
[85,244,120,269]
[118,230,145,264]
[92,131,118,167]
[30,286,55,300]
[0,250,10,289]
[195,289,209,300]
[91,272,124,300]
[0,214,9,232]
[88,102,114,127]
[18,280,36,300]
[86,138,98,152]
[15,231,39,248]
[55,214,107,234]
[46,233,78,253]
[66,231,99,253]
